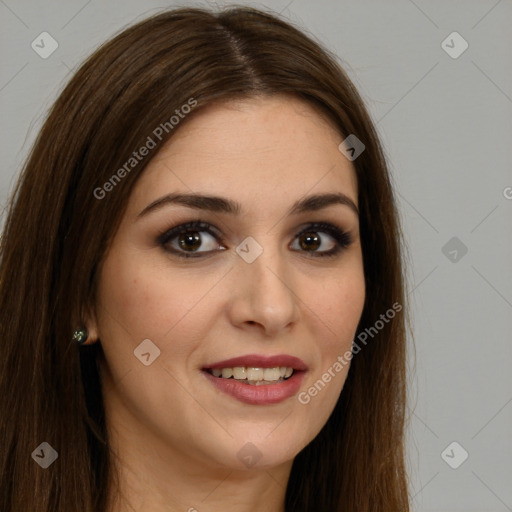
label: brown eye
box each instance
[158,220,352,260]
[177,231,202,251]
[298,232,322,251]
[292,230,336,254]
[158,221,225,258]
[167,229,220,255]
[291,222,352,258]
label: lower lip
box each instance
[203,370,306,405]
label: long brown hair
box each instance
[0,6,410,511]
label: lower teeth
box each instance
[247,378,285,385]
[215,376,289,385]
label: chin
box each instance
[230,432,308,471]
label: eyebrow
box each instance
[137,191,359,219]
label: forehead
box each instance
[129,95,358,215]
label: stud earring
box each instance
[73,327,95,346]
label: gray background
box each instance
[1,0,511,510]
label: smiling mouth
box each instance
[205,366,295,386]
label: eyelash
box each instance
[157,220,352,259]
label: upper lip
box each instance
[203,354,308,371]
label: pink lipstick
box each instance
[202,354,307,405]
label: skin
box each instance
[87,95,366,512]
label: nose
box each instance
[226,244,300,337]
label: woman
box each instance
[0,6,410,511]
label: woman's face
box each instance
[91,95,365,473]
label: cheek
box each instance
[300,263,365,407]
[94,249,229,394]
[96,250,210,344]
[310,263,366,347]
[94,252,221,439]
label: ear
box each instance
[82,302,100,343]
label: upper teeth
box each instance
[210,366,294,381]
